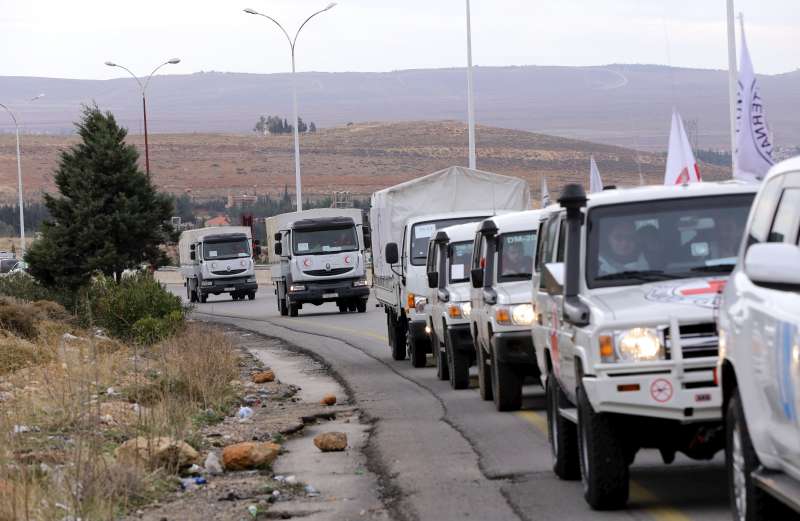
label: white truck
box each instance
[179,226,259,303]
[371,166,530,366]
[470,209,547,411]
[718,157,800,521]
[426,222,480,388]
[266,208,369,317]
[532,181,757,510]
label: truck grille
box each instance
[664,323,718,359]
[211,268,246,275]
[303,267,353,276]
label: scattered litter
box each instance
[204,452,223,475]
[62,333,82,342]
[285,475,297,485]
[247,504,258,518]
[274,475,285,482]
[304,484,320,497]
[272,490,280,497]
[186,464,203,475]
[105,387,119,396]
[354,468,365,475]
[180,477,207,490]
[237,406,254,420]
[13,425,30,434]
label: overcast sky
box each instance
[1,0,797,80]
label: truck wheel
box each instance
[432,329,449,381]
[577,384,629,510]
[338,303,348,313]
[200,293,208,304]
[279,297,288,316]
[288,299,299,317]
[248,292,255,300]
[491,344,523,411]
[546,373,580,480]
[408,330,427,368]
[348,301,357,312]
[189,286,198,303]
[446,330,469,389]
[356,300,367,313]
[477,341,493,401]
[727,389,784,521]
[389,314,406,361]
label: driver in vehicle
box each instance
[598,220,649,276]
[501,241,530,276]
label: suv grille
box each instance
[664,323,718,359]
[303,267,353,276]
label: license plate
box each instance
[323,292,338,298]
[224,287,235,291]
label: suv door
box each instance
[427,240,443,339]
[534,213,564,377]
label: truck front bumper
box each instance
[446,324,474,353]
[200,277,258,295]
[491,330,536,365]
[583,361,721,422]
[288,279,370,304]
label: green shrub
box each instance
[0,273,64,303]
[131,311,183,345]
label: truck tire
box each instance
[726,389,785,521]
[338,303,348,313]
[408,330,427,368]
[491,344,523,411]
[446,329,469,389]
[289,299,299,317]
[200,293,208,304]
[279,297,288,316]
[248,292,255,300]
[388,313,406,361]
[477,340,493,401]
[356,300,367,313]
[546,373,580,480]
[577,384,629,510]
[348,300,357,312]
[432,328,449,381]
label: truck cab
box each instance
[426,222,479,389]
[470,210,546,410]
[271,213,369,317]
[718,157,800,520]
[533,181,757,510]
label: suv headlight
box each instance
[599,328,664,363]
[353,279,368,287]
[495,304,534,326]
[289,284,306,292]
[447,302,471,319]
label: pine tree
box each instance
[26,105,173,289]
[309,122,317,133]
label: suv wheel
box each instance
[446,328,469,389]
[577,384,628,510]
[491,344,522,411]
[546,373,580,480]
[477,340,493,401]
[408,329,427,368]
[432,329,449,381]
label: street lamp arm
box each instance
[293,5,336,48]
[143,60,177,92]
[111,64,145,93]
[0,104,18,127]
[253,12,293,50]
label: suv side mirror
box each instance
[274,242,283,256]
[543,262,565,296]
[427,271,439,289]
[745,243,800,288]
[470,268,484,288]
[385,242,399,265]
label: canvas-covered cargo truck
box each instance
[266,208,369,317]
[370,166,530,365]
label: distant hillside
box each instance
[0,64,798,152]
[0,121,730,204]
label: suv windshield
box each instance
[498,231,537,281]
[586,194,755,288]
[448,241,473,283]
[410,217,487,266]
[203,238,251,260]
[293,226,358,255]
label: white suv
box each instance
[718,157,800,521]
[426,222,479,389]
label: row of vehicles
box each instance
[371,164,800,519]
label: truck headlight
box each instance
[353,279,368,287]
[289,284,306,292]
[447,302,471,319]
[616,328,663,362]
[201,280,213,287]
[414,295,427,313]
[246,277,256,283]
[495,304,534,326]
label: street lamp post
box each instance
[104,58,181,179]
[465,0,476,170]
[1,94,44,259]
[244,3,337,212]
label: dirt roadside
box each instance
[125,324,389,521]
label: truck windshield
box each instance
[497,231,537,281]
[586,193,755,288]
[448,241,473,283]
[203,239,250,260]
[293,226,358,255]
[410,217,487,266]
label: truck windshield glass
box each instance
[586,194,755,288]
[203,239,250,260]
[410,217,487,266]
[448,241,473,282]
[498,231,537,281]
[293,226,357,255]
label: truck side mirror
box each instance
[385,243,399,265]
[190,251,196,261]
[470,268,483,288]
[363,232,372,249]
[274,233,282,241]
[274,243,282,256]
[254,245,262,257]
[190,244,196,250]
[427,271,439,289]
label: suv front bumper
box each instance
[491,330,536,365]
[446,324,474,352]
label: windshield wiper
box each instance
[595,270,682,282]
[501,272,532,278]
[689,264,735,273]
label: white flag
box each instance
[735,18,773,182]
[589,155,603,193]
[664,109,701,185]
[541,177,551,207]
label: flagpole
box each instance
[726,0,738,176]
[465,0,477,170]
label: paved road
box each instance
[171,285,733,521]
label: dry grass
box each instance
[0,315,241,520]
